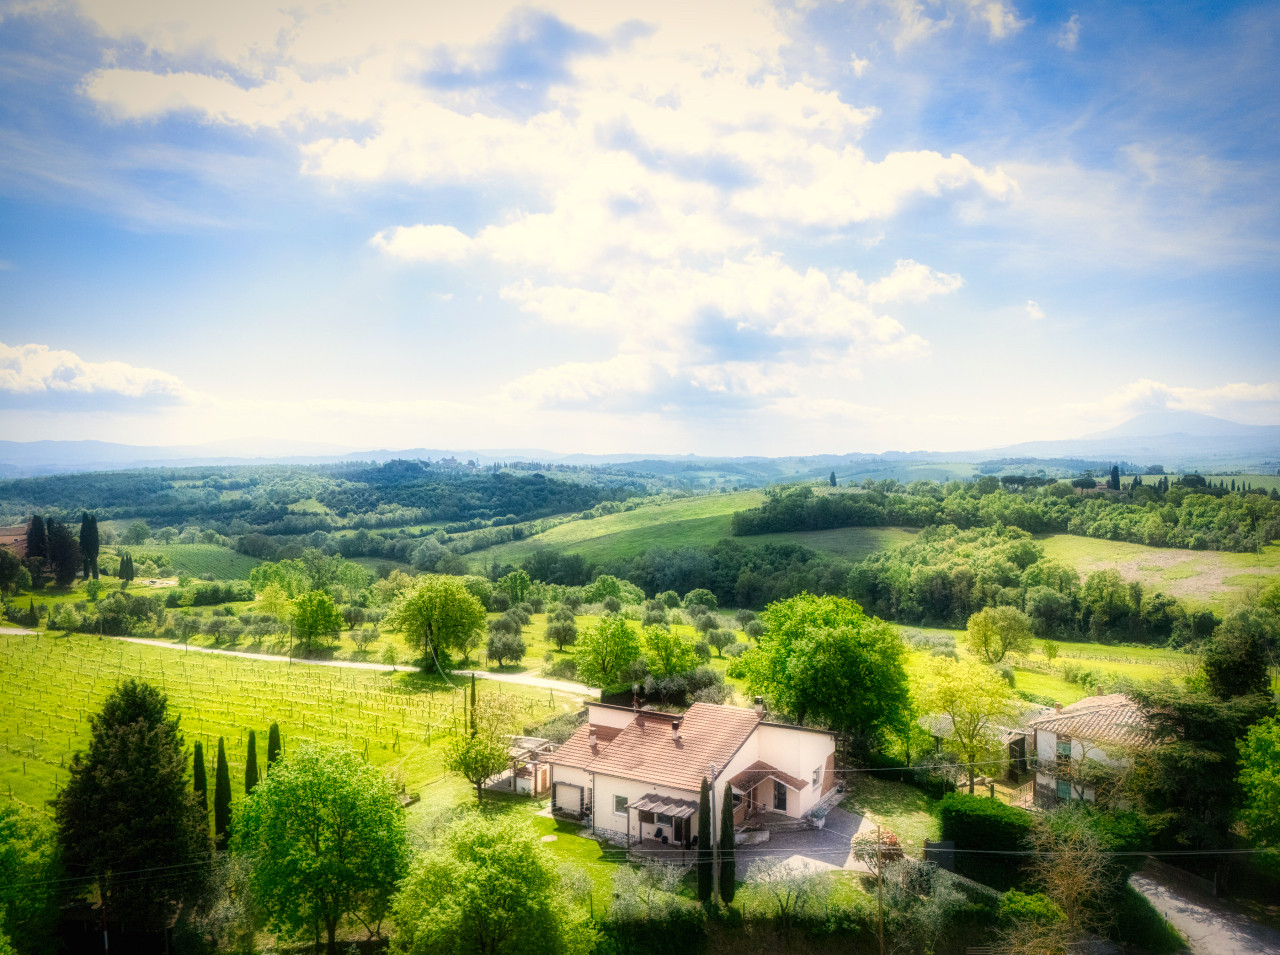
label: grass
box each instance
[839,775,940,853]
[465,491,765,569]
[1038,534,1280,613]
[745,526,920,560]
[110,543,263,580]
[0,630,588,820]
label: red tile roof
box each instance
[546,702,762,793]
[729,759,808,794]
[1028,694,1153,749]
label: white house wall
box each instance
[591,774,701,846]
[586,704,637,729]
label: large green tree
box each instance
[392,813,595,955]
[920,658,1017,793]
[446,692,519,803]
[385,575,487,663]
[233,742,408,955]
[574,616,642,687]
[1203,610,1272,699]
[641,624,698,679]
[964,606,1034,664]
[0,802,63,954]
[54,680,211,935]
[1238,717,1280,847]
[742,594,911,746]
[45,519,81,588]
[78,512,100,580]
[291,590,344,651]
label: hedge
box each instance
[939,792,1034,889]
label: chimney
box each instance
[1053,702,1062,713]
[754,696,764,716]
[1094,686,1103,696]
[671,719,682,742]
[588,727,597,749]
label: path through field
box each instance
[108,635,600,697]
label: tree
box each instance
[25,515,47,562]
[267,722,281,770]
[742,594,911,748]
[234,742,408,955]
[446,692,519,802]
[486,630,526,667]
[719,781,736,906]
[829,471,837,487]
[254,582,294,621]
[45,519,81,587]
[386,575,487,663]
[118,552,135,583]
[547,618,578,650]
[392,813,595,955]
[965,606,1034,664]
[684,588,718,611]
[1203,610,1272,699]
[292,590,343,651]
[1023,811,1114,945]
[574,616,642,687]
[1109,465,1121,491]
[245,730,259,795]
[697,777,713,902]
[54,680,210,935]
[1239,717,1280,846]
[0,801,63,954]
[1127,686,1271,849]
[193,740,208,812]
[708,627,737,657]
[79,512,100,579]
[498,569,532,604]
[921,658,1017,793]
[642,624,698,678]
[214,737,232,850]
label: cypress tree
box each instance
[45,520,82,588]
[79,513,100,579]
[244,730,259,795]
[193,741,207,812]
[266,722,281,770]
[26,515,47,561]
[214,737,231,850]
[719,781,736,905]
[697,776,713,902]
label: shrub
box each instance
[488,614,522,637]
[724,641,747,658]
[602,596,622,614]
[683,588,717,610]
[939,792,1033,889]
[996,664,1016,687]
[490,591,511,612]
[693,640,711,663]
[657,591,681,609]
[744,620,764,640]
[1000,890,1063,926]
[642,610,668,627]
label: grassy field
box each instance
[465,491,765,569]
[0,631,587,820]
[110,543,263,580]
[1039,535,1280,612]
[748,526,920,560]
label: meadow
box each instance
[109,543,263,580]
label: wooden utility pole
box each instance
[876,824,885,955]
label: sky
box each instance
[0,0,1278,456]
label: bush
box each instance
[996,664,1016,687]
[724,641,747,658]
[657,591,681,609]
[683,588,717,610]
[693,640,711,663]
[939,792,1033,889]
[744,620,764,640]
[490,591,511,612]
[486,630,527,666]
[999,890,1063,926]
[488,614,522,637]
[642,610,668,627]
[602,596,622,614]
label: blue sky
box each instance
[0,0,1277,455]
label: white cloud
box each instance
[867,259,963,303]
[1025,299,1044,320]
[370,224,474,264]
[1056,13,1081,51]
[850,55,870,77]
[1102,378,1280,420]
[960,0,1027,40]
[0,342,190,405]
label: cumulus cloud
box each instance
[1025,299,1045,320]
[0,342,190,409]
[867,259,964,303]
[1103,378,1280,419]
[370,224,474,264]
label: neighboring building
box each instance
[0,525,26,559]
[545,701,836,848]
[1026,693,1152,808]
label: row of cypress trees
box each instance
[193,722,283,849]
[696,776,737,906]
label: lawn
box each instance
[839,775,940,855]
[1038,534,1280,613]
[0,630,587,819]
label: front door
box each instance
[774,779,787,812]
[674,817,686,847]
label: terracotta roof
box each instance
[729,759,808,794]
[544,724,624,771]
[547,702,762,792]
[1027,694,1153,749]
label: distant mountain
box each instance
[1,411,1277,478]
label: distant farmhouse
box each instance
[0,525,26,559]
[1027,693,1152,808]
[545,700,836,848]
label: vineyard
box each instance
[0,631,585,816]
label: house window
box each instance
[614,795,628,815]
[1056,739,1072,758]
[656,813,673,827]
[812,766,821,787]
[774,780,787,811]
[1056,780,1071,801]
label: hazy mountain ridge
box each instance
[2,412,1278,478]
